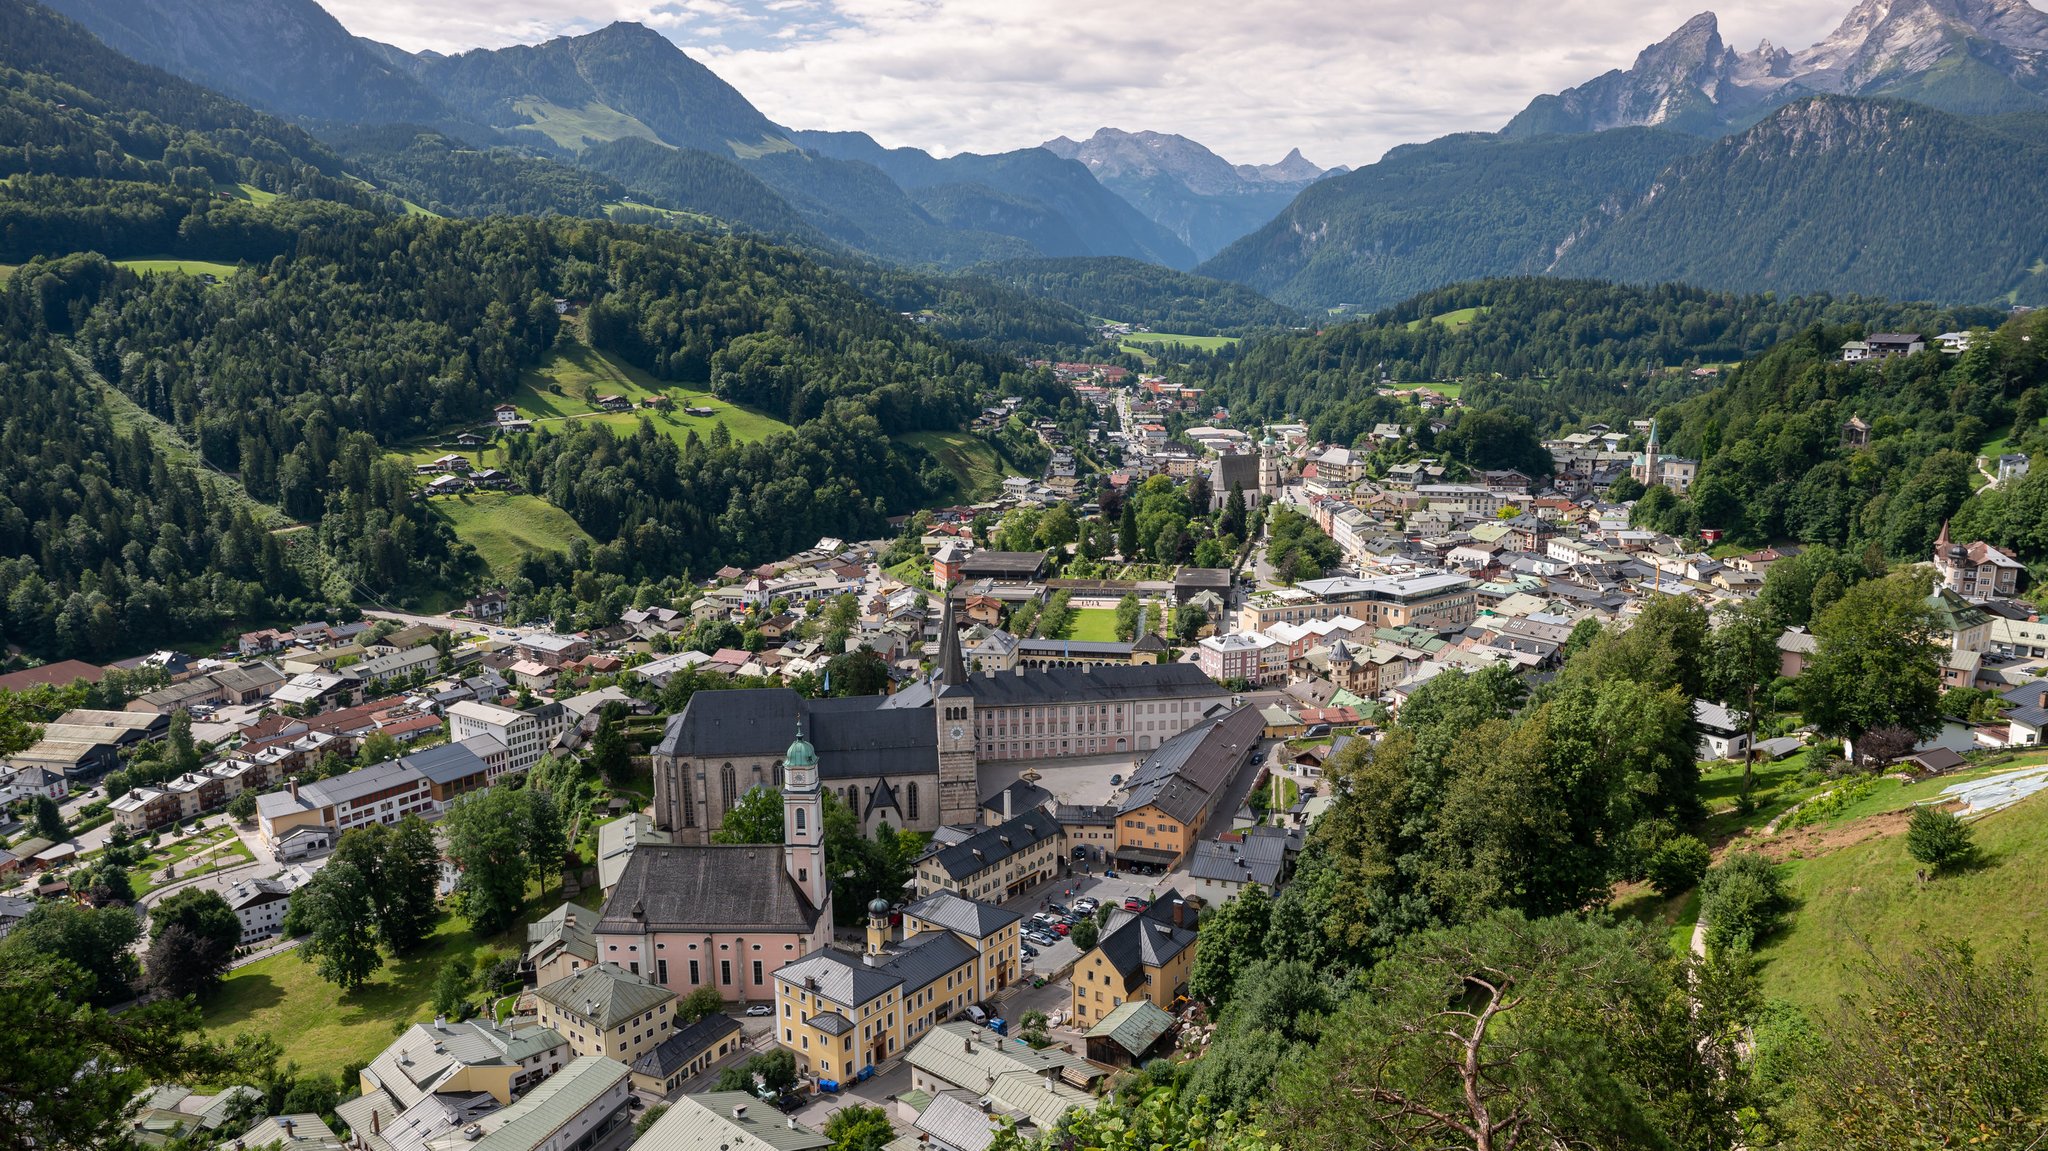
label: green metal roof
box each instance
[534,963,674,1030]
[473,1056,629,1151]
[1084,999,1176,1057]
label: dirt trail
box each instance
[1746,808,1914,863]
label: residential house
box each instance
[534,963,678,1065]
[1070,892,1198,1028]
[1933,521,2024,599]
[221,876,296,943]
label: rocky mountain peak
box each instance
[1507,0,2048,135]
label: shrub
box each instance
[1904,805,1975,873]
[1646,834,1713,897]
[1700,851,1789,954]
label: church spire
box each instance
[937,588,966,687]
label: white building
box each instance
[1195,633,1286,685]
[447,700,571,777]
[222,875,297,943]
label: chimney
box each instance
[1003,787,1013,823]
[788,1118,798,1130]
[288,778,299,799]
[372,1110,381,1136]
[733,1104,748,1119]
[1172,899,1185,926]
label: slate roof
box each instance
[655,690,937,780]
[1094,891,1197,980]
[599,845,823,934]
[631,1013,743,1080]
[1187,833,1293,887]
[952,663,1226,708]
[923,810,1061,881]
[1118,705,1261,824]
[979,780,1053,819]
[902,891,1021,940]
[774,932,979,1010]
[534,964,674,1031]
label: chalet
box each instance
[1867,333,1926,358]
[469,467,513,489]
[494,404,520,424]
[594,394,632,412]
[425,474,469,495]
[685,406,716,417]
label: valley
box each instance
[3,2,2048,1151]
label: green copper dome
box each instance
[786,720,817,768]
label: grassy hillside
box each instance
[511,335,790,444]
[895,430,1015,502]
[115,258,242,278]
[1754,781,2048,1014]
[434,492,595,580]
[1121,332,1240,354]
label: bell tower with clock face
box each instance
[782,720,830,921]
[933,591,980,823]
[937,691,978,824]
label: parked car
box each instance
[1073,897,1098,914]
[1027,929,1060,946]
[1305,723,1331,738]
[1047,903,1071,917]
[1123,897,1147,911]
[1021,945,1038,958]
[744,1003,772,1017]
[1053,922,1071,936]
[1250,750,1264,765]
[963,1005,988,1024]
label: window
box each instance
[753,960,763,984]
[721,960,731,984]
[722,764,739,812]
[657,959,667,984]
[689,960,700,984]
[795,807,806,831]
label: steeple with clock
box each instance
[782,720,829,918]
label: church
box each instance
[650,601,1233,841]
[594,724,834,1006]
[1630,421,1698,493]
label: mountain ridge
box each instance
[1040,127,1343,260]
[1505,0,2048,135]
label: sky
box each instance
[318,0,1859,167]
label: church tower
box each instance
[934,593,979,824]
[782,721,830,922]
[1258,432,1280,504]
[1633,420,1660,488]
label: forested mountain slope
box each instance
[41,0,480,134]
[974,256,1301,335]
[1639,307,2048,563]
[1191,279,1992,446]
[1198,129,1707,311]
[1557,97,2048,305]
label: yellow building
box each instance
[1070,892,1197,1029]
[912,809,1062,900]
[900,889,1024,1000]
[773,900,994,1083]
[1113,706,1262,871]
[534,963,677,1066]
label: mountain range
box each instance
[1505,0,2048,137]
[20,0,2048,314]
[1042,129,1343,260]
[1203,0,2048,309]
[36,0,1313,271]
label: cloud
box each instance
[319,0,1856,165]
